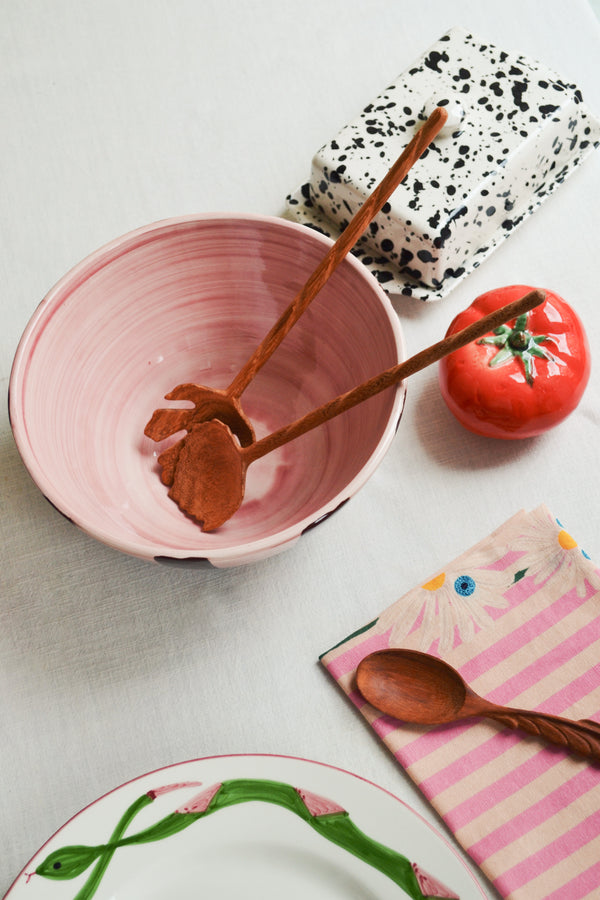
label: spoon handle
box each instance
[245,288,545,463]
[226,106,448,400]
[487,707,600,761]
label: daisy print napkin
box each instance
[321,506,600,899]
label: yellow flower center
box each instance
[422,572,446,591]
[558,529,577,550]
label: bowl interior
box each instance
[10,215,404,562]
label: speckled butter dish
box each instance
[285,26,600,301]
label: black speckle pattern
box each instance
[285,26,600,300]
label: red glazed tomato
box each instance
[438,285,591,439]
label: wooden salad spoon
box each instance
[144,107,449,451]
[162,288,545,531]
[356,649,600,761]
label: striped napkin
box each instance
[320,506,600,899]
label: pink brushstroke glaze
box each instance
[176,782,222,814]
[295,787,346,817]
[412,862,460,898]
[147,781,203,799]
[9,215,405,566]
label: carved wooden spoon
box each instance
[356,649,600,761]
[161,288,545,531]
[144,107,449,450]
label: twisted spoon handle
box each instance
[488,708,600,761]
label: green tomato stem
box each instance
[478,311,555,386]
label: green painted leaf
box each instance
[36,845,101,880]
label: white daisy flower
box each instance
[511,509,600,598]
[374,558,512,654]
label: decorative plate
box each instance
[4,755,487,899]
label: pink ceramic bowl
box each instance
[10,214,405,567]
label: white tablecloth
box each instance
[2,2,599,896]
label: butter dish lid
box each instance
[285,26,600,301]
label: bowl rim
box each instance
[9,212,406,565]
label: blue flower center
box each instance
[454,575,475,596]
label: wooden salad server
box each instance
[144,106,449,450]
[356,649,600,762]
[162,288,545,531]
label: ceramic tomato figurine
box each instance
[438,284,591,439]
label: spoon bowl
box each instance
[356,648,600,761]
[357,649,467,725]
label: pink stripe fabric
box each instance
[544,859,600,900]
[467,767,600,860]
[495,811,600,895]
[485,617,600,706]
[416,731,526,803]
[400,721,502,771]
[321,507,600,899]
[459,581,591,684]
[324,629,390,681]
[443,748,573,832]
[545,669,600,711]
